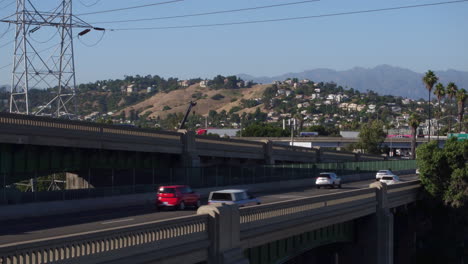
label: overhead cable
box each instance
[110,0,468,31]
[90,0,320,24]
[79,0,104,8]
[77,0,183,16]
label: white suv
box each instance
[315,172,341,189]
[380,175,401,185]
[376,170,395,181]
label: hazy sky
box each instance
[0,0,467,85]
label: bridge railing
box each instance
[0,214,210,264]
[239,188,376,241]
[0,112,182,140]
[386,180,421,208]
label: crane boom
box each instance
[179,101,197,130]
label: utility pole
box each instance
[2,0,96,117]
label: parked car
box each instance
[416,168,420,175]
[315,172,341,189]
[379,175,401,185]
[156,185,201,210]
[376,170,396,181]
[208,189,260,207]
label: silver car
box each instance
[376,170,396,181]
[208,189,260,207]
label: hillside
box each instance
[238,65,468,100]
[119,83,270,119]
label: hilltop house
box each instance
[200,80,208,88]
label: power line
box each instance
[77,0,183,16]
[0,39,13,49]
[0,0,14,10]
[78,0,104,8]
[110,0,468,31]
[90,0,320,24]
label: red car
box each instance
[156,185,201,210]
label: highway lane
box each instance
[0,175,418,246]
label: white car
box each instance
[416,168,420,175]
[380,175,401,185]
[376,170,396,181]
[208,189,260,207]
[315,172,341,189]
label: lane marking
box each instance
[101,218,134,225]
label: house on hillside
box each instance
[402,98,411,105]
[200,80,208,88]
[126,84,135,94]
[178,80,190,87]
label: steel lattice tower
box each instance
[5,0,92,117]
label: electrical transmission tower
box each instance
[1,0,94,117]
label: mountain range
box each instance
[238,65,468,100]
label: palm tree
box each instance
[456,89,467,132]
[433,83,445,141]
[446,82,458,134]
[408,114,421,159]
[422,70,439,141]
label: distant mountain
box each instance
[238,65,468,99]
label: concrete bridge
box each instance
[0,180,420,264]
[0,113,384,185]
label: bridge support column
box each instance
[65,172,93,190]
[264,141,275,165]
[370,181,394,264]
[181,131,200,167]
[197,204,249,264]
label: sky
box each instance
[0,0,467,85]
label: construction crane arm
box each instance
[179,101,197,130]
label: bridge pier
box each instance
[197,204,250,264]
[181,131,201,167]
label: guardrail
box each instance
[0,112,181,140]
[386,180,421,208]
[0,181,420,264]
[0,214,210,264]
[239,188,377,248]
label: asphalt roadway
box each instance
[0,174,418,247]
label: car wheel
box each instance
[317,186,320,189]
[178,201,185,210]
[195,200,201,209]
[338,184,342,189]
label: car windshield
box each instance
[378,170,388,173]
[211,193,232,201]
[158,187,175,194]
[319,174,331,178]
[382,176,394,180]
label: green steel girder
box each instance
[0,143,173,184]
[245,221,354,264]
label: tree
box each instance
[240,123,289,137]
[408,114,422,159]
[433,83,445,141]
[422,70,439,141]
[446,82,458,134]
[357,120,386,154]
[456,89,467,132]
[416,138,468,263]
